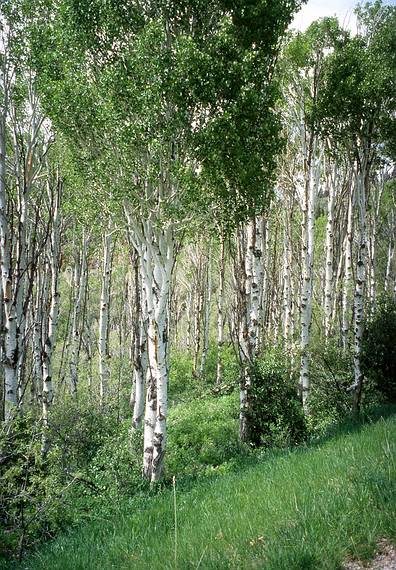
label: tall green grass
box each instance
[6,410,395,570]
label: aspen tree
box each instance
[200,243,212,377]
[216,232,226,385]
[41,173,62,454]
[317,2,396,411]
[98,230,112,408]
[69,230,90,396]
[35,0,302,475]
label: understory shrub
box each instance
[361,295,396,402]
[0,414,50,561]
[0,398,135,562]
[169,343,239,404]
[249,350,306,447]
[166,392,242,477]
[308,340,354,435]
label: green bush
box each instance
[0,414,70,561]
[248,350,306,447]
[169,343,239,404]
[308,340,354,435]
[87,424,148,502]
[48,396,121,472]
[168,349,200,405]
[361,295,396,402]
[0,398,136,561]
[166,392,242,477]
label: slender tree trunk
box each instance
[130,248,147,429]
[192,251,204,377]
[236,226,250,441]
[299,141,319,414]
[368,179,383,311]
[352,156,368,413]
[384,234,394,293]
[200,244,212,376]
[99,231,112,407]
[41,178,62,454]
[0,92,18,421]
[216,232,225,385]
[70,231,89,396]
[324,164,335,339]
[342,186,354,350]
[238,217,264,442]
[282,208,292,344]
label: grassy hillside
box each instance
[7,409,395,570]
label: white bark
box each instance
[342,187,354,350]
[126,208,175,482]
[247,218,263,354]
[260,216,270,343]
[324,164,336,339]
[384,234,394,293]
[130,248,147,430]
[216,233,225,385]
[282,208,292,344]
[200,245,212,376]
[41,178,62,454]
[33,271,43,402]
[69,231,89,396]
[367,177,383,311]
[0,55,18,421]
[238,218,264,441]
[192,251,204,378]
[299,141,320,414]
[235,227,250,441]
[352,157,368,413]
[99,231,112,407]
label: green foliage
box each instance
[13,409,396,570]
[362,295,396,402]
[169,343,239,404]
[0,399,137,561]
[86,424,148,502]
[249,350,306,447]
[308,340,354,435]
[31,0,302,231]
[316,3,396,154]
[168,350,200,404]
[166,392,241,478]
[0,414,48,561]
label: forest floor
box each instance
[6,408,395,570]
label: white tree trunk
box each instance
[216,233,225,385]
[0,77,18,421]
[384,236,394,293]
[126,208,175,482]
[299,141,320,414]
[130,249,147,430]
[238,218,264,441]
[69,231,89,396]
[200,245,212,376]
[367,178,383,311]
[342,187,354,350]
[282,208,292,344]
[99,231,112,407]
[247,217,263,354]
[324,165,336,339]
[352,157,368,413]
[41,179,62,454]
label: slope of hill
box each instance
[7,410,395,570]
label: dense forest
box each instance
[1,0,395,567]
